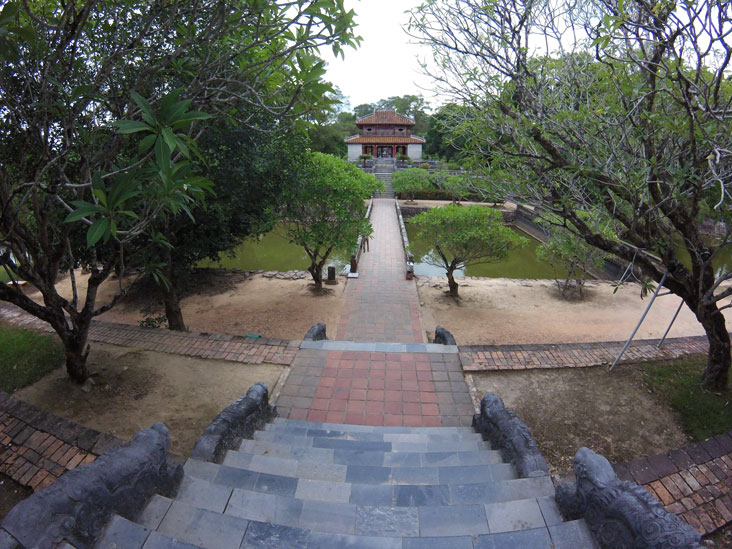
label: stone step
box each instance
[175,469,553,510]
[262,423,486,443]
[185,456,516,489]
[99,502,596,548]
[272,418,475,434]
[252,431,490,453]
[234,438,503,468]
[165,474,559,538]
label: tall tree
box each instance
[0,0,358,381]
[281,153,382,288]
[410,0,732,389]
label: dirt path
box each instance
[15,342,284,456]
[472,365,690,475]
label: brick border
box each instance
[460,335,710,371]
[613,432,732,536]
[0,303,298,366]
[0,391,123,492]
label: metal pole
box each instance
[609,269,669,371]
[657,299,685,349]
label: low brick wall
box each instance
[0,392,123,492]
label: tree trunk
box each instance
[309,263,323,289]
[163,251,186,331]
[700,305,731,391]
[164,285,186,331]
[63,329,90,384]
[447,268,459,297]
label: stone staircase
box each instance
[374,158,396,198]
[96,418,597,548]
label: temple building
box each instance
[345,109,425,161]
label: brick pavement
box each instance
[335,198,424,343]
[460,335,710,371]
[613,432,732,536]
[0,303,297,366]
[0,391,123,492]
[276,348,475,427]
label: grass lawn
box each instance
[642,355,732,441]
[0,325,64,393]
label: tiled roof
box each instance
[356,109,415,126]
[344,135,426,144]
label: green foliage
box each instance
[392,169,432,201]
[642,356,732,441]
[0,326,63,392]
[281,153,382,286]
[419,162,430,170]
[411,205,526,295]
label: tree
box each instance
[392,169,432,202]
[410,0,732,390]
[424,103,467,161]
[537,223,610,300]
[411,205,525,296]
[309,111,358,156]
[0,0,358,381]
[281,153,382,288]
[152,116,311,331]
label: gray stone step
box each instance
[99,503,597,548]
[185,456,517,489]
[253,431,490,453]
[271,418,475,434]
[175,468,553,510]
[234,438,503,468]
[262,423,485,443]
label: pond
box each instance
[405,223,563,279]
[198,224,352,272]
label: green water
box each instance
[199,224,352,272]
[405,223,563,279]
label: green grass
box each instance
[0,325,64,393]
[641,355,732,441]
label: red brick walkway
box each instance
[335,198,424,343]
[276,348,474,427]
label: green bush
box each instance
[419,162,430,169]
[396,154,410,161]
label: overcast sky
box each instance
[319,0,439,110]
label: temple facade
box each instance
[345,109,425,161]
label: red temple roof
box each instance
[345,135,425,144]
[356,109,415,127]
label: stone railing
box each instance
[472,393,549,478]
[191,383,276,464]
[394,200,414,279]
[0,423,182,549]
[557,447,701,548]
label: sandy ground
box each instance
[472,364,690,475]
[28,269,724,345]
[37,270,345,341]
[418,277,731,345]
[15,342,284,456]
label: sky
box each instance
[319,0,438,110]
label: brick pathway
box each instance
[0,304,297,366]
[460,336,709,372]
[613,432,732,536]
[335,198,424,343]
[276,347,475,427]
